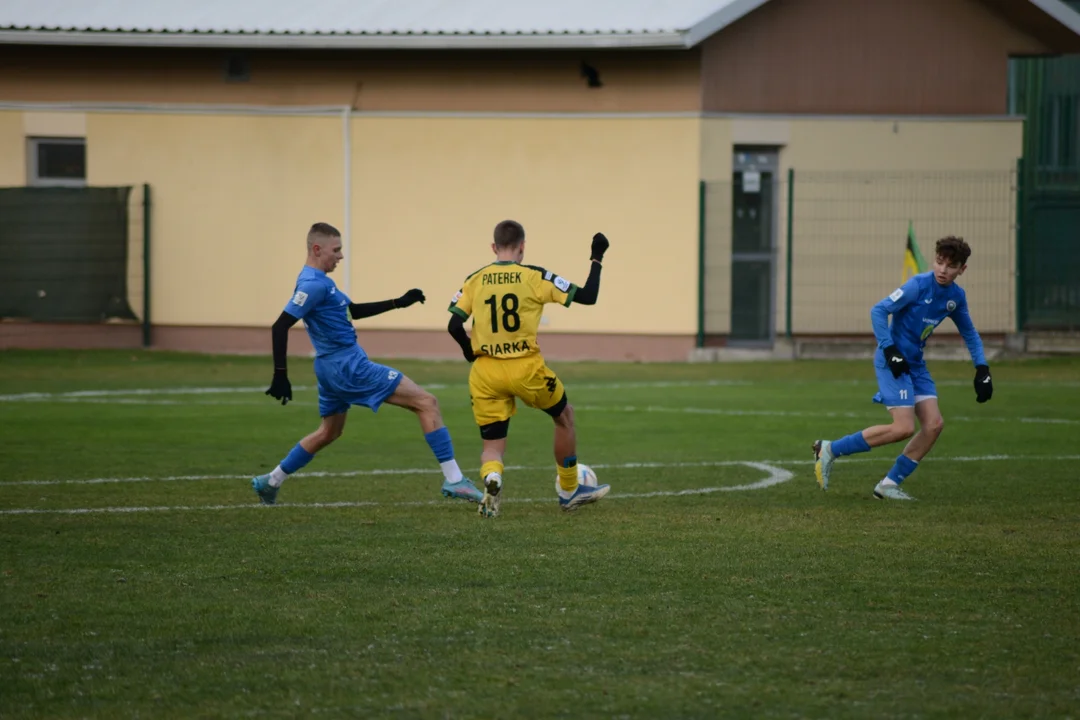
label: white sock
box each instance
[484,472,502,489]
[440,459,463,484]
[269,465,288,487]
[879,477,898,487]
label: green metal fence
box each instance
[0,184,151,347]
[1010,55,1080,330]
[698,170,1017,344]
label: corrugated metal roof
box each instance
[0,0,770,49]
[0,0,1078,49]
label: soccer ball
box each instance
[555,463,598,494]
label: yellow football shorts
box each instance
[468,353,566,427]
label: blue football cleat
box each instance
[558,483,610,512]
[252,474,279,505]
[441,477,484,504]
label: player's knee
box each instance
[480,419,510,440]
[312,425,342,448]
[545,393,571,426]
[415,390,440,415]
[553,403,574,429]
[925,415,944,436]
[892,418,916,441]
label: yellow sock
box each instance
[480,460,504,483]
[557,461,578,494]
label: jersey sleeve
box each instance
[448,280,474,319]
[949,290,988,367]
[283,279,326,320]
[534,268,578,307]
[870,276,921,348]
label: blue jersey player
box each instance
[812,236,994,500]
[251,222,485,506]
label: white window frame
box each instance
[27,137,87,187]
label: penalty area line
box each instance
[2,455,1079,488]
[0,461,793,515]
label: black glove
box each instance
[590,233,609,263]
[974,364,993,403]
[266,370,292,406]
[882,345,910,379]
[394,288,426,308]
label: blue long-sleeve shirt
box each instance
[870,272,986,367]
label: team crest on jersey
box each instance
[291,290,309,306]
[946,300,957,312]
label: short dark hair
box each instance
[309,222,340,238]
[307,222,340,249]
[936,236,971,266]
[493,220,525,248]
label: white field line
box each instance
[3,455,1079,489]
[3,376,1079,403]
[0,386,312,401]
[2,389,1075,425]
[0,379,753,402]
[576,405,1080,425]
[5,454,1080,516]
[1,461,794,515]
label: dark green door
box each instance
[730,149,777,343]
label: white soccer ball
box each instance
[555,463,598,494]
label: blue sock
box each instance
[280,443,315,475]
[886,454,919,484]
[424,427,455,463]
[562,455,577,468]
[831,431,871,458]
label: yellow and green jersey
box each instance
[448,261,577,360]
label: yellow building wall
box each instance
[86,113,346,327]
[0,111,26,185]
[347,116,701,335]
[701,118,1021,338]
[36,111,701,335]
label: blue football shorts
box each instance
[872,352,937,409]
[313,350,404,417]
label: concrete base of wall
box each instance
[1022,332,1080,355]
[689,338,797,362]
[687,335,1011,362]
[0,321,143,350]
[793,336,1006,362]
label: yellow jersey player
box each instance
[447,219,611,517]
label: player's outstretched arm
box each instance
[447,314,476,362]
[572,233,609,306]
[267,311,299,405]
[350,289,426,319]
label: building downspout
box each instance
[341,103,353,297]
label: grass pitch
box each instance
[1,350,1078,718]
